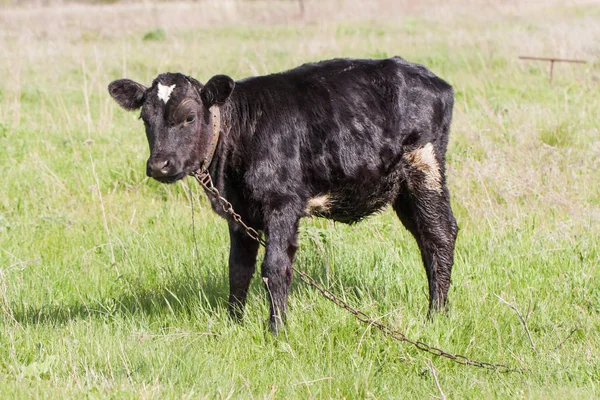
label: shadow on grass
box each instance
[11,267,230,326]
[10,245,424,327]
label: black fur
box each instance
[108,57,459,333]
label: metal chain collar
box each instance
[192,170,521,373]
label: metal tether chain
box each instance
[192,170,521,373]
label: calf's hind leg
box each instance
[394,144,458,316]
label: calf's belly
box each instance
[305,169,402,224]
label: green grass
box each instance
[1,1,599,398]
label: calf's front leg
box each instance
[261,213,300,334]
[228,224,260,321]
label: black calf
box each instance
[108,57,458,333]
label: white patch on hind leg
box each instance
[157,83,176,103]
[403,143,443,192]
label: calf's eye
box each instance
[186,114,196,123]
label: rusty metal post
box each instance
[519,56,587,83]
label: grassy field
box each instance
[1,0,599,398]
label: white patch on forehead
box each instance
[157,83,176,103]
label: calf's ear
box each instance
[201,75,235,106]
[108,79,147,110]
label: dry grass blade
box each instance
[427,360,447,400]
[495,294,536,352]
[0,269,21,328]
[553,327,581,351]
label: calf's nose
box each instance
[147,158,174,178]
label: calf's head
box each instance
[108,73,234,183]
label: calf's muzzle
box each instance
[146,158,176,178]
